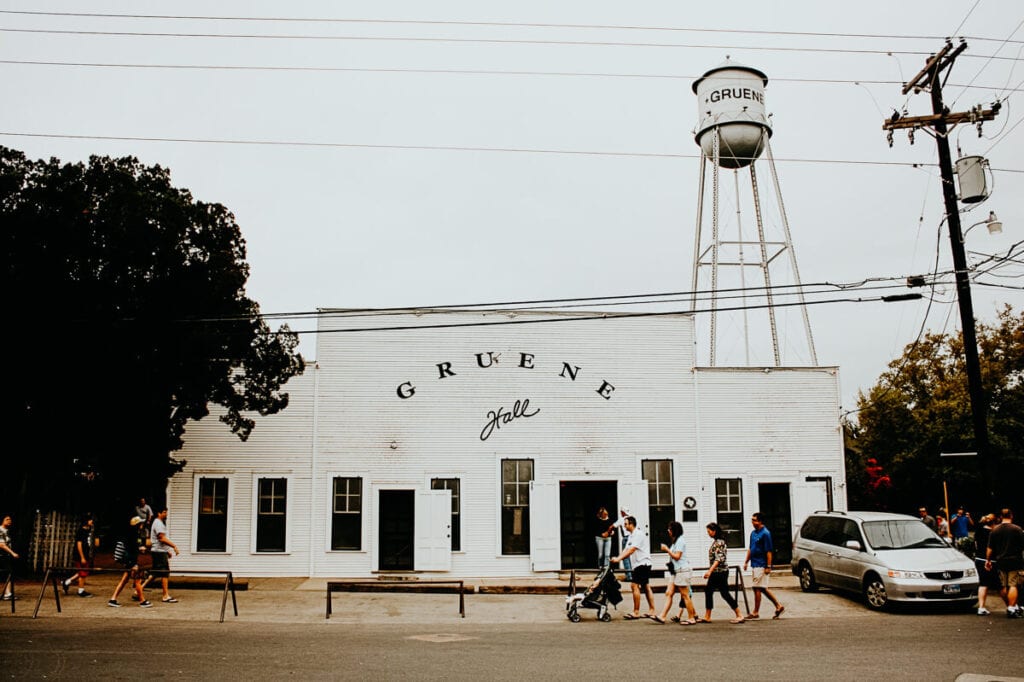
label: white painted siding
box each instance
[692,366,845,562]
[167,369,316,577]
[311,310,696,578]
[167,309,845,578]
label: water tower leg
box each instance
[765,140,818,365]
[691,155,707,313]
[734,170,752,366]
[710,132,722,366]
[748,159,782,366]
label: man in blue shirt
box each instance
[950,506,973,542]
[742,512,785,619]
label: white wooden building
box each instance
[166,309,846,577]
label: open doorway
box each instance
[378,490,414,570]
[559,481,618,570]
[757,483,793,565]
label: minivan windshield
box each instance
[862,520,948,550]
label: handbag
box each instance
[666,561,676,576]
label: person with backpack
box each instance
[107,516,152,608]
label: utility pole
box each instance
[882,39,1001,503]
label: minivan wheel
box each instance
[798,563,818,593]
[863,574,889,610]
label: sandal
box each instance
[670,616,681,623]
[730,618,745,624]
[773,606,785,619]
[681,619,698,626]
[651,615,666,624]
[623,613,641,620]
[745,613,760,620]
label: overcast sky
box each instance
[2,1,1022,413]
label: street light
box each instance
[961,211,1003,241]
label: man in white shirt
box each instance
[610,516,656,619]
[150,508,180,604]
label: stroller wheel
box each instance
[569,612,582,623]
[600,612,612,622]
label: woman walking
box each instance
[974,513,999,615]
[702,522,745,624]
[653,521,698,624]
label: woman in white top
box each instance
[653,521,698,624]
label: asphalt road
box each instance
[2,605,1021,680]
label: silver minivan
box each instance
[791,510,978,610]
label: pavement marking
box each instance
[407,634,479,643]
[955,675,1024,682]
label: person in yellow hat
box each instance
[107,516,152,608]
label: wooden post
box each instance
[943,481,950,530]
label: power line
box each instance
[167,275,935,325]
[984,105,1024,155]
[1,59,1019,92]
[2,9,1018,44]
[275,295,924,336]
[57,274,921,326]
[0,27,1018,61]
[950,19,1024,107]
[9,131,1024,172]
[950,0,983,39]
[0,131,967,169]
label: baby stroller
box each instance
[566,566,622,622]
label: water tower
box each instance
[690,59,817,366]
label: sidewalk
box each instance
[3,569,855,625]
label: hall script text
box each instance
[479,398,539,441]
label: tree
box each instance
[1,146,305,519]
[847,305,1023,513]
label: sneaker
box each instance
[78,591,93,598]
[977,607,991,615]
[161,597,178,603]
[107,600,121,608]
[1010,608,1024,619]
[62,580,70,595]
[1,595,17,601]
[131,594,140,601]
[139,600,153,608]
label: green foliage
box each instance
[847,305,1023,512]
[1,146,304,513]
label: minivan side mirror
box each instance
[845,540,863,551]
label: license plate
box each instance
[942,584,961,594]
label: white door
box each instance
[414,489,451,571]
[791,482,829,538]
[618,479,650,539]
[529,481,560,571]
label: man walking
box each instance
[610,516,656,619]
[1,515,18,601]
[150,507,180,604]
[62,514,95,597]
[742,512,785,619]
[985,508,1024,618]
